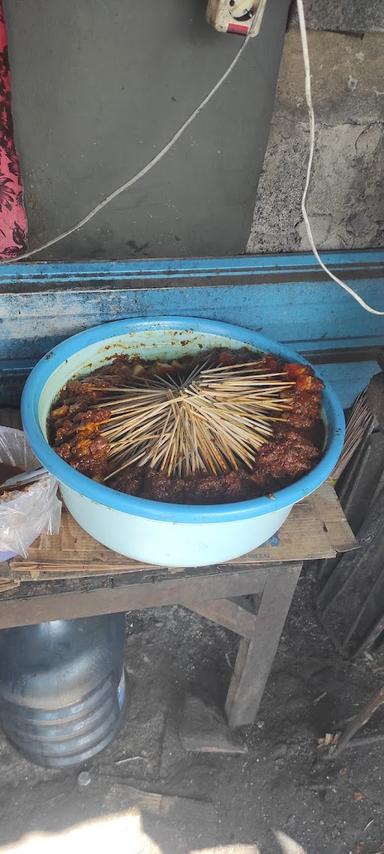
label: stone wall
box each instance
[289,0,384,33]
[288,0,384,33]
[248,31,384,253]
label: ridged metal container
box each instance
[0,614,126,768]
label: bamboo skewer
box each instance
[77,356,296,479]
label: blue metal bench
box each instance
[1,250,383,407]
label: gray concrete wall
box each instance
[4,2,383,262]
[4,0,290,261]
[288,0,384,33]
[248,31,384,254]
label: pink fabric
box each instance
[0,3,27,258]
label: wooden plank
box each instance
[225,562,302,728]
[0,565,269,629]
[330,686,384,758]
[0,561,20,592]
[0,577,20,593]
[225,499,335,565]
[9,565,152,581]
[309,480,357,553]
[181,597,257,640]
[10,513,166,575]
[10,482,349,581]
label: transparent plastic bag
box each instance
[0,426,61,560]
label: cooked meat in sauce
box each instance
[49,348,324,504]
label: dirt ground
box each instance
[0,567,383,854]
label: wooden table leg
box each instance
[181,596,258,640]
[225,562,303,728]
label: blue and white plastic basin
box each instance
[21,317,345,567]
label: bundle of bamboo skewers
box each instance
[88,359,295,480]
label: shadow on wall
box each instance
[5,0,290,260]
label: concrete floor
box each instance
[0,572,383,854]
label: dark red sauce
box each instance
[49,348,324,504]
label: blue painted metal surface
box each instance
[1,250,383,408]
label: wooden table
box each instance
[0,482,356,728]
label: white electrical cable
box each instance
[296,0,384,316]
[1,35,250,265]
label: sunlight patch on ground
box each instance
[0,810,161,854]
[192,846,261,853]
[274,831,306,854]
